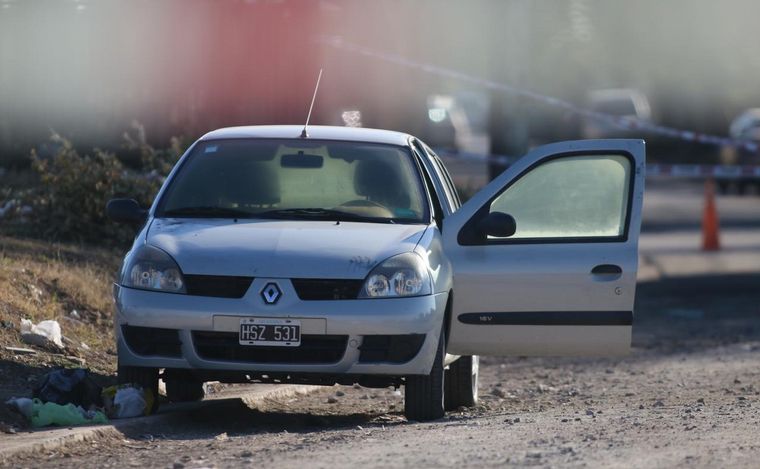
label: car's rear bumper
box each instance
[114,281,447,376]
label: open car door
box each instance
[443,140,645,356]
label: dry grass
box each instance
[0,235,122,375]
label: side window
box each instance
[412,140,458,212]
[489,154,631,239]
[413,148,444,225]
[433,157,461,209]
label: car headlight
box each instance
[119,244,186,294]
[359,252,432,298]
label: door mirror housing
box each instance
[106,198,147,224]
[478,211,516,238]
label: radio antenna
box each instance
[300,68,323,138]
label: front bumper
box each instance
[114,278,448,376]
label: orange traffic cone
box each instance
[702,177,720,251]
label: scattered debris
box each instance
[4,346,37,355]
[33,368,102,409]
[25,284,44,303]
[102,384,154,418]
[0,422,17,434]
[65,355,86,366]
[20,318,64,350]
[6,397,107,428]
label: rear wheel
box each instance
[444,355,479,410]
[117,365,159,414]
[165,374,205,403]
[404,329,446,422]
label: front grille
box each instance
[291,279,364,300]
[358,334,426,364]
[192,331,348,364]
[122,325,182,358]
[184,274,253,298]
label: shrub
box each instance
[122,120,187,176]
[29,130,183,245]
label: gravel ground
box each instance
[2,272,759,469]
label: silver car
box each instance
[108,125,645,421]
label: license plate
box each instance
[239,318,301,347]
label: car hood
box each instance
[146,218,428,279]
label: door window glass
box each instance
[488,155,631,239]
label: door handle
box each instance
[591,264,623,275]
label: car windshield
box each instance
[156,139,429,224]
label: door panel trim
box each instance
[457,311,633,326]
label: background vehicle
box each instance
[718,108,760,195]
[581,88,652,139]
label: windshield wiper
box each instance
[161,206,253,218]
[254,208,394,223]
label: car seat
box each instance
[216,162,280,207]
[354,159,410,209]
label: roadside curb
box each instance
[0,384,318,461]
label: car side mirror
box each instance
[477,211,516,238]
[106,198,147,224]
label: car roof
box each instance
[200,125,412,147]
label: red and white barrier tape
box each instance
[320,37,759,153]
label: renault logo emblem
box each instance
[261,282,282,305]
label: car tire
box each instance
[165,376,205,403]
[404,329,445,422]
[117,365,159,414]
[444,355,479,410]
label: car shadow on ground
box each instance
[116,396,400,442]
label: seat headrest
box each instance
[218,162,280,206]
[354,159,409,208]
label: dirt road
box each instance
[3,270,759,468]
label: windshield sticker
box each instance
[205,145,219,153]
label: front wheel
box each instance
[444,355,479,410]
[165,374,205,403]
[404,330,445,421]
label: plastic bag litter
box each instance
[20,319,64,349]
[5,397,34,419]
[6,397,107,427]
[102,384,155,418]
[33,368,102,409]
[113,387,146,418]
